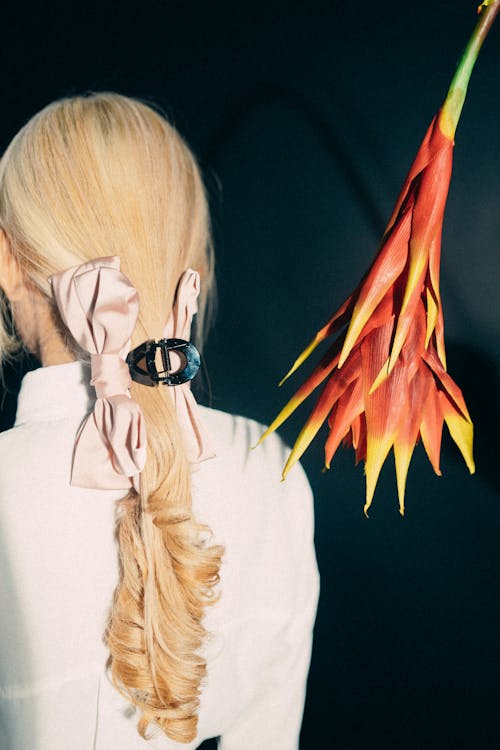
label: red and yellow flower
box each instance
[258,1,499,515]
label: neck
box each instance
[11,290,76,367]
[37,304,75,367]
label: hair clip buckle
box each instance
[126,338,201,387]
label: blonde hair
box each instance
[0,92,223,743]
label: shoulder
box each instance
[196,406,319,625]
[0,420,54,461]
[0,416,83,494]
[0,415,80,453]
[198,404,309,492]
[196,405,314,553]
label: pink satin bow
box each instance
[164,269,215,464]
[50,256,215,492]
[50,256,146,490]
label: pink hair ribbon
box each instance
[50,256,146,491]
[163,269,215,464]
[50,257,214,492]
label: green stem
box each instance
[440,0,500,139]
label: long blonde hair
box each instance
[0,92,223,743]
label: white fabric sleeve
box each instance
[218,461,320,750]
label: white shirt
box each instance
[0,361,319,749]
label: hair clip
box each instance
[126,337,201,387]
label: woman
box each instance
[0,93,319,749]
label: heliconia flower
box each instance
[257,1,499,516]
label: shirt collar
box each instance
[14,360,95,426]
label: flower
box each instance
[257,1,499,515]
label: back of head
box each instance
[0,93,222,743]
[0,91,214,355]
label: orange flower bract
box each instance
[258,2,500,515]
[258,114,473,517]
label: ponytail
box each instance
[107,383,222,741]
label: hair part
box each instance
[0,92,223,742]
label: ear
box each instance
[0,229,25,302]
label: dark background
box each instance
[1,1,499,748]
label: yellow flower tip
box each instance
[279,336,321,386]
[364,434,394,513]
[280,463,293,482]
[338,332,357,369]
[253,428,272,449]
[278,360,302,387]
[462,451,475,475]
[395,443,414,517]
[368,357,390,395]
[444,410,475,475]
[363,483,376,518]
[281,455,297,482]
[278,372,291,388]
[337,341,354,370]
[399,506,405,517]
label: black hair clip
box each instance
[126,338,201,387]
